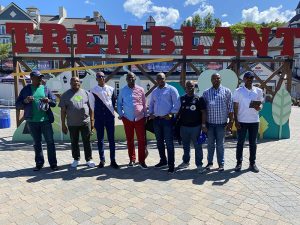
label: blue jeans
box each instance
[207,123,226,166]
[236,122,259,165]
[95,119,116,162]
[153,118,175,166]
[27,121,57,167]
[180,126,203,167]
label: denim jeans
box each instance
[68,124,92,162]
[180,125,203,167]
[27,121,57,167]
[236,122,259,165]
[95,119,116,162]
[207,123,226,166]
[153,118,175,166]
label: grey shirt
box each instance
[59,88,90,126]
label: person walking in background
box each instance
[149,72,180,174]
[233,71,264,173]
[177,81,207,173]
[16,71,58,171]
[90,72,119,169]
[117,72,148,169]
[203,73,234,172]
[59,77,95,168]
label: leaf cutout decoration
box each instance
[259,116,269,140]
[272,86,292,139]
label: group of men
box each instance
[16,69,263,174]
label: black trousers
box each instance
[68,124,92,162]
[236,122,259,165]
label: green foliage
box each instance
[181,13,221,32]
[0,43,11,60]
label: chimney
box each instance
[59,6,67,19]
[26,7,40,23]
[93,11,100,20]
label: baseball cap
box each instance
[244,71,255,78]
[30,70,44,77]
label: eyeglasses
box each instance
[97,76,105,79]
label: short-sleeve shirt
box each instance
[233,86,264,123]
[59,88,90,126]
[29,85,49,122]
[178,95,206,127]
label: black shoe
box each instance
[138,162,148,169]
[33,165,43,171]
[205,163,213,171]
[154,161,168,168]
[50,165,58,171]
[168,166,175,174]
[127,161,135,167]
[110,161,120,169]
[249,164,259,173]
[235,162,242,172]
[98,161,105,168]
[218,165,224,172]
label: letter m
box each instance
[106,25,143,55]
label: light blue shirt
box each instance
[149,84,180,116]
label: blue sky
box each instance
[0,0,299,27]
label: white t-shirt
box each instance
[233,86,264,123]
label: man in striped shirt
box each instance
[202,73,234,172]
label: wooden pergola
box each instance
[9,30,293,127]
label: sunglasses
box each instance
[97,76,105,79]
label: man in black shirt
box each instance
[177,81,207,173]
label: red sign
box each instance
[5,23,300,57]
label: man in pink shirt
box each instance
[117,72,148,169]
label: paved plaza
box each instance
[0,107,300,225]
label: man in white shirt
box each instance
[233,71,264,173]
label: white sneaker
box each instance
[197,166,206,174]
[87,160,95,168]
[177,162,190,169]
[71,160,80,168]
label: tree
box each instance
[0,43,11,70]
[181,13,222,32]
[192,14,202,30]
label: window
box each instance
[0,25,6,35]
[115,81,120,96]
[93,36,101,44]
[193,37,200,46]
[65,36,71,44]
[0,37,10,44]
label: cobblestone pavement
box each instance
[0,107,300,225]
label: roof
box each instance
[61,18,97,29]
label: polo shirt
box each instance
[233,86,264,123]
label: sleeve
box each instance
[171,87,180,114]
[47,87,56,107]
[199,97,206,110]
[232,89,240,103]
[15,87,26,110]
[148,91,154,115]
[58,93,65,108]
[88,91,95,110]
[117,89,123,117]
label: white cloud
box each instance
[184,0,204,7]
[84,0,95,5]
[123,0,153,18]
[222,14,228,18]
[186,16,193,22]
[222,21,231,27]
[151,6,180,26]
[242,5,295,23]
[193,3,214,17]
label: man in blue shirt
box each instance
[149,72,180,173]
[16,71,58,171]
[203,73,233,172]
[117,72,147,169]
